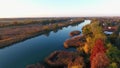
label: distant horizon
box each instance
[0,0,120,18]
[0,16,120,19]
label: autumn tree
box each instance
[90,38,110,68]
[82,24,92,36]
[91,52,109,68]
[90,21,106,41]
[83,43,90,54]
[90,38,106,61]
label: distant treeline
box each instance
[0,18,73,27]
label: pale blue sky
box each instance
[0,0,120,18]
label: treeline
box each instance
[0,18,72,28]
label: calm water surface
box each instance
[0,20,91,68]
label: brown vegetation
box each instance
[68,56,85,68]
[69,30,81,37]
[45,51,85,68]
[26,63,45,68]
[64,35,86,48]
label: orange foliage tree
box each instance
[91,52,109,68]
[90,38,106,61]
[90,38,109,68]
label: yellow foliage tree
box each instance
[83,43,90,54]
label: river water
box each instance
[0,20,91,68]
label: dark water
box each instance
[0,20,91,68]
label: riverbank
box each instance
[0,18,84,48]
[40,20,120,68]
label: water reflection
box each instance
[0,20,91,68]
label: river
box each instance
[0,20,91,68]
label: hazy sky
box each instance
[0,0,120,18]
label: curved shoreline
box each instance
[0,20,84,48]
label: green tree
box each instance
[106,43,120,63]
[108,62,118,68]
